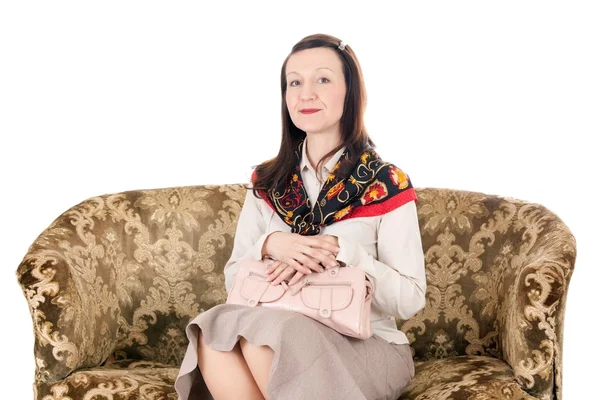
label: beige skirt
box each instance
[174,304,415,400]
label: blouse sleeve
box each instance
[223,188,279,295]
[334,200,427,320]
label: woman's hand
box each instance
[319,234,339,248]
[265,253,337,286]
[264,261,307,286]
[263,232,340,275]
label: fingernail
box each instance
[270,281,277,285]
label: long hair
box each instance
[250,33,376,198]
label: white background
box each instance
[1,1,597,398]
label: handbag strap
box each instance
[246,280,271,307]
[319,287,333,318]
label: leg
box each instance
[197,331,265,400]
[239,336,275,400]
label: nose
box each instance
[300,82,316,101]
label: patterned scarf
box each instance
[252,138,417,236]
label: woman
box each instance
[175,33,427,400]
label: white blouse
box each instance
[224,140,427,345]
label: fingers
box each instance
[266,250,337,274]
[300,245,339,269]
[267,267,305,287]
[269,265,296,286]
[264,260,282,275]
[319,235,337,244]
[265,261,288,279]
[308,235,340,254]
[265,261,298,280]
[285,257,312,274]
[323,252,340,269]
[265,257,312,276]
[296,247,326,272]
[262,234,340,277]
[288,271,305,286]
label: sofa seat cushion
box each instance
[400,355,537,400]
[35,360,179,400]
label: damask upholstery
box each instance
[16,184,576,400]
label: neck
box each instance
[305,132,342,171]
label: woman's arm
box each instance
[224,187,282,294]
[333,200,427,320]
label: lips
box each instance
[300,109,321,114]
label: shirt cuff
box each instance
[246,230,282,261]
[334,235,362,269]
[335,234,381,278]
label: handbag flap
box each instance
[300,285,353,310]
[241,276,286,302]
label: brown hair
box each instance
[249,33,376,197]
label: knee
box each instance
[239,336,273,353]
[277,313,324,338]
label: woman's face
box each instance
[285,47,347,137]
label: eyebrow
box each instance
[286,67,334,76]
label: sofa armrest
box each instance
[498,218,576,399]
[16,213,120,383]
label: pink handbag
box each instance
[226,257,374,339]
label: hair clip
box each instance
[338,40,346,51]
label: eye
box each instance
[288,77,330,87]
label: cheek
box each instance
[286,92,296,109]
[323,87,345,108]
[330,91,345,113]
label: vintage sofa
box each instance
[16,184,576,399]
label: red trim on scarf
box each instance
[257,188,277,214]
[251,170,278,213]
[341,187,417,220]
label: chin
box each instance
[297,124,323,134]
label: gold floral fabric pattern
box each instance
[16,185,575,399]
[401,356,537,400]
[400,190,576,399]
[35,360,180,400]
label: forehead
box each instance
[286,47,342,76]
